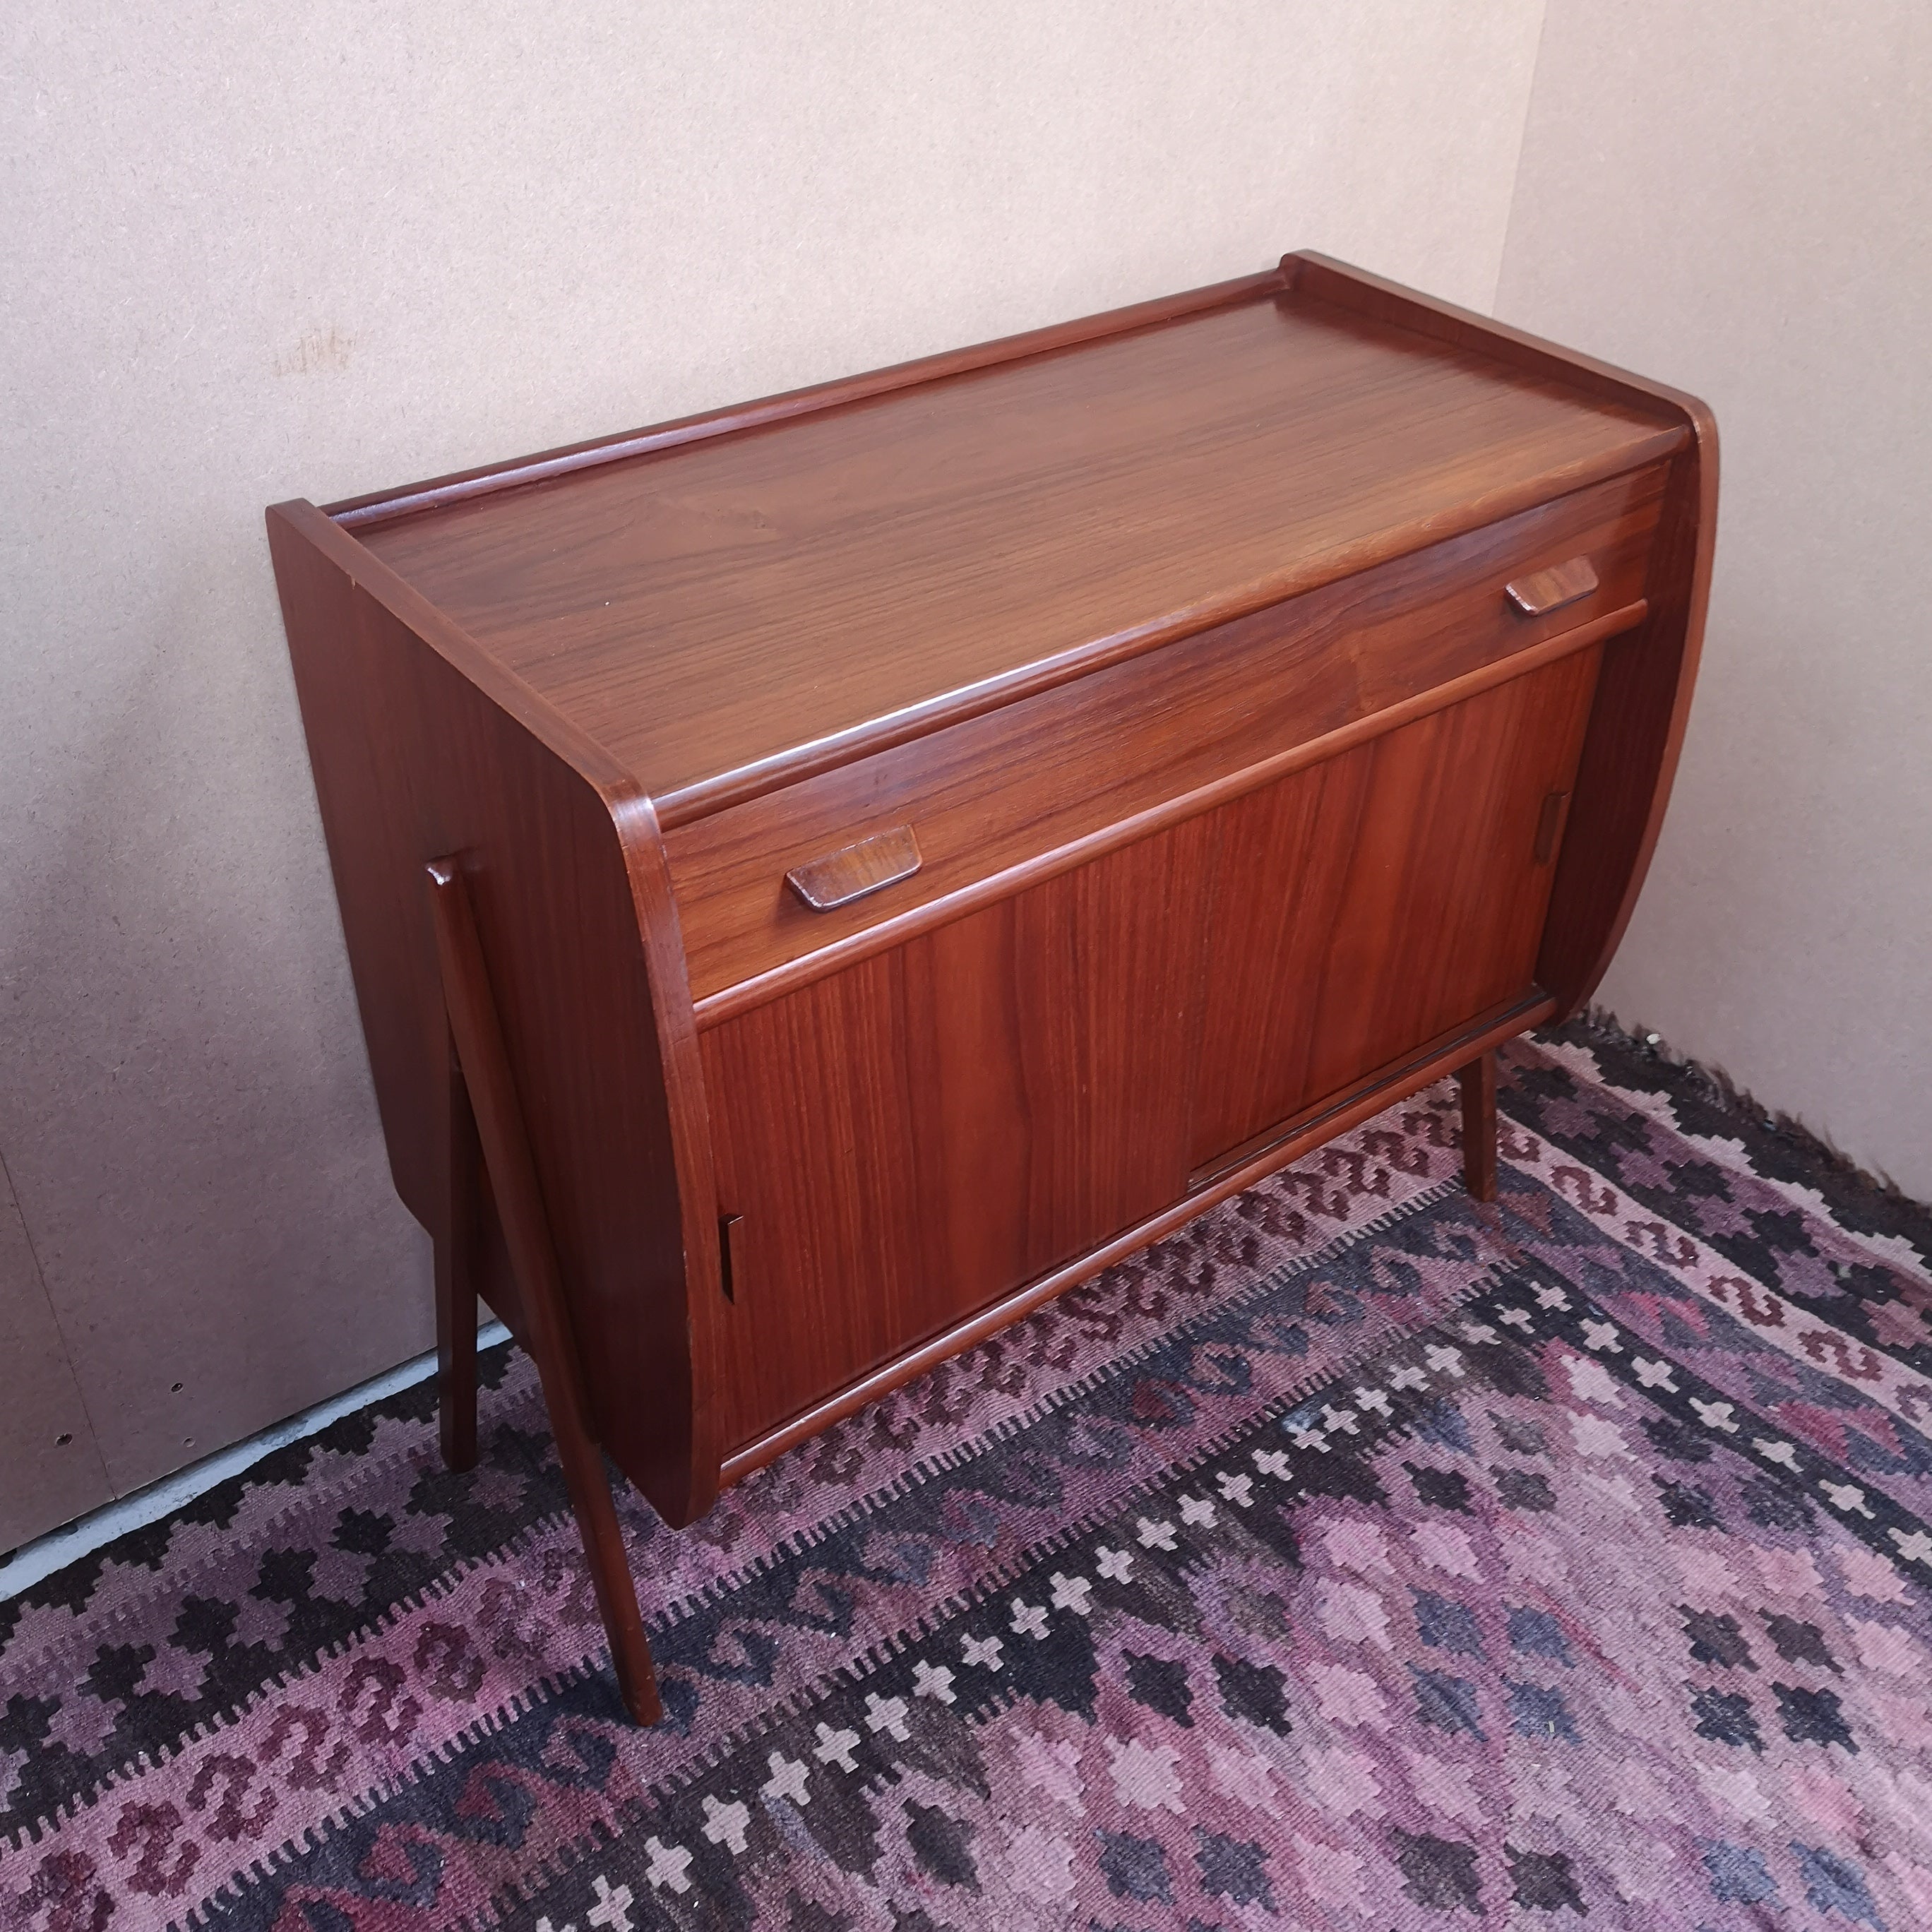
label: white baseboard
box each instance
[0,1322,511,1602]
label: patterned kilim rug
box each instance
[6,1020,1932,1932]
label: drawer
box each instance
[666,463,1666,1015]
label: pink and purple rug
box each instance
[5,1019,1932,1930]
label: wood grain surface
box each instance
[666,467,1661,1009]
[717,989,1556,1486]
[357,287,1683,818]
[1278,251,1720,1020]
[326,268,1292,531]
[267,504,724,1529]
[701,819,1212,1453]
[1188,644,1602,1171]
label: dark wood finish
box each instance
[265,503,726,1532]
[326,268,1292,532]
[1506,556,1598,617]
[1281,252,1719,1015]
[1534,791,1572,866]
[786,824,923,912]
[1540,420,1718,1008]
[720,990,1556,1485]
[427,861,660,1724]
[1458,1051,1499,1204]
[268,254,1713,1719]
[717,1213,744,1304]
[1193,992,1545,1193]
[684,602,1644,1025]
[356,296,1683,825]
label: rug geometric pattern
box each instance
[3,1018,1930,1929]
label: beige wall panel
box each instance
[1498,0,1932,1200]
[0,1156,111,1551]
[0,1,1550,1513]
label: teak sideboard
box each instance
[268,254,1716,1722]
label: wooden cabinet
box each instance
[268,253,1715,1718]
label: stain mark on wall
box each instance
[275,326,354,376]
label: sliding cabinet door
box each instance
[1190,646,1602,1175]
[702,816,1212,1452]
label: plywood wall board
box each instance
[1497,0,1932,1201]
[0,1155,110,1552]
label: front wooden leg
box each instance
[546,1388,664,1725]
[435,1034,481,1474]
[1457,1050,1498,1203]
[427,858,663,1725]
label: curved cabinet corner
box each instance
[268,501,717,1527]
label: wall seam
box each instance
[0,1137,112,1508]
[1489,0,1559,316]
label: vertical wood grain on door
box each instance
[1190,647,1604,1171]
[701,818,1212,1452]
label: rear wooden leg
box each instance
[1457,1050,1498,1203]
[436,1037,481,1474]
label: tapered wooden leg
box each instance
[1457,1050,1498,1203]
[427,858,663,1725]
[547,1400,664,1726]
[435,1033,480,1474]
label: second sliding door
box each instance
[1188,645,1602,1176]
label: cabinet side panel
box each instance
[267,506,710,1525]
[1538,427,1718,1010]
[266,516,444,1224]
[1280,251,1716,1018]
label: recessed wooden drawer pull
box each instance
[785,824,923,911]
[1505,556,1598,618]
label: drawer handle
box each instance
[785,824,923,912]
[1505,556,1599,618]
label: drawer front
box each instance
[667,463,1665,1012]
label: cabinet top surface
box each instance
[353,285,1681,817]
